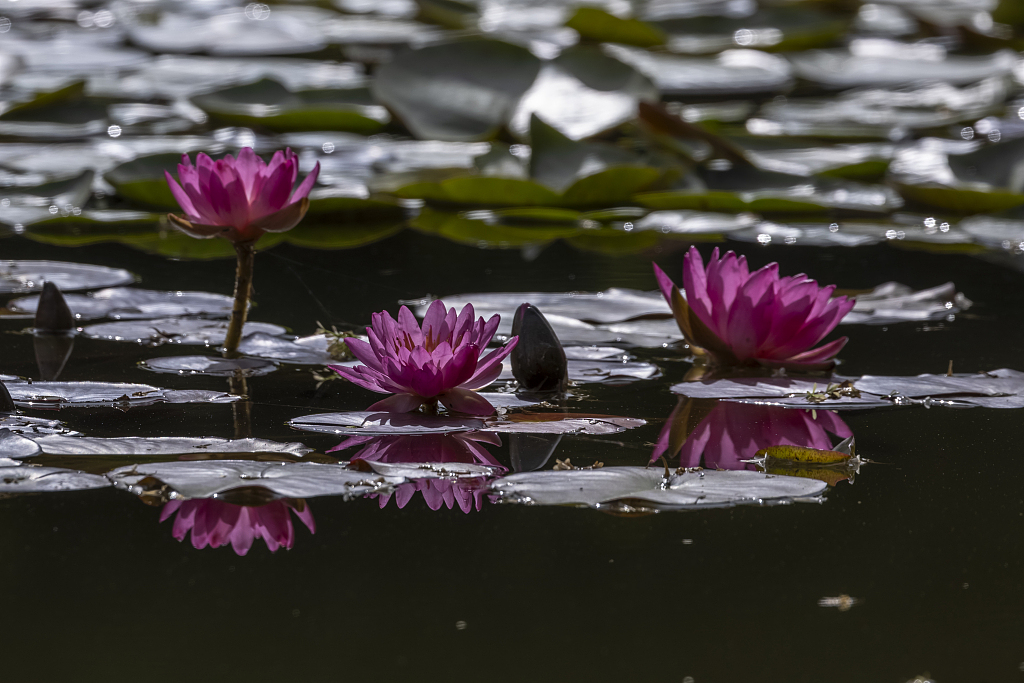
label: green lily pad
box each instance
[656,7,849,55]
[191,78,389,134]
[894,185,1024,214]
[410,207,579,248]
[493,207,582,224]
[635,190,824,214]
[0,80,86,118]
[565,229,665,254]
[892,137,1024,213]
[284,221,405,249]
[104,153,192,210]
[413,0,477,29]
[566,7,666,47]
[372,38,541,141]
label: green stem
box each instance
[223,241,255,359]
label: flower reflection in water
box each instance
[160,498,315,556]
[329,432,505,513]
[652,399,852,471]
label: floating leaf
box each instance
[788,42,1017,89]
[81,318,287,346]
[108,461,394,500]
[891,137,1024,213]
[288,411,643,435]
[129,7,331,56]
[4,435,311,458]
[2,379,239,408]
[372,38,541,141]
[509,45,660,140]
[670,369,1024,409]
[236,333,335,365]
[420,288,669,327]
[603,46,793,95]
[7,287,235,322]
[0,414,78,436]
[0,261,135,294]
[490,466,826,509]
[192,79,389,134]
[659,6,849,55]
[139,356,279,377]
[0,466,111,493]
[565,7,666,47]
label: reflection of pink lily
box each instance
[651,399,851,470]
[159,499,315,556]
[329,432,504,513]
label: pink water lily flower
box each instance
[329,432,504,513]
[164,147,320,243]
[330,300,519,415]
[654,247,855,371]
[651,399,851,470]
[159,498,315,556]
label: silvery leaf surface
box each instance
[6,287,234,322]
[359,461,501,480]
[0,466,111,493]
[107,460,398,500]
[0,260,135,294]
[604,46,793,95]
[0,414,78,436]
[289,411,643,435]
[236,333,336,364]
[289,412,489,436]
[12,435,311,457]
[81,318,287,346]
[485,415,646,434]
[490,467,826,508]
[419,288,670,326]
[787,44,1017,89]
[495,358,661,384]
[140,356,278,377]
[3,380,239,407]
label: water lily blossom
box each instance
[159,498,315,556]
[164,148,319,243]
[330,301,518,415]
[163,147,319,356]
[654,247,855,371]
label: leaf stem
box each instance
[223,241,255,358]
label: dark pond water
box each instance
[4,0,1024,681]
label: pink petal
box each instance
[289,162,320,203]
[367,392,426,412]
[438,387,495,415]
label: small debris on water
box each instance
[818,594,859,611]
